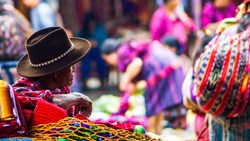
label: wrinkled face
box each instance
[55,65,75,86]
[102,53,118,66]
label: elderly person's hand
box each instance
[51,92,92,117]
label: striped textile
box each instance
[193,30,250,117]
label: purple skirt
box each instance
[141,46,184,117]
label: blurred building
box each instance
[58,0,155,36]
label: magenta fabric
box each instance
[117,40,150,73]
[195,113,208,139]
[150,6,188,47]
[201,2,236,28]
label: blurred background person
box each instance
[0,0,32,84]
[101,38,185,135]
[161,35,192,75]
[12,27,92,126]
[22,0,57,31]
[0,0,31,61]
[77,11,108,90]
[150,0,195,54]
[160,35,190,129]
[43,0,64,27]
[181,33,215,140]
[186,1,250,140]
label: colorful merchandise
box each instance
[0,80,27,137]
[91,85,147,129]
[28,117,152,141]
[92,94,120,115]
[193,30,250,117]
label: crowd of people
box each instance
[0,0,250,140]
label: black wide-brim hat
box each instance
[17,27,91,77]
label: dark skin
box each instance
[39,65,92,117]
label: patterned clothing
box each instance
[0,13,27,60]
[182,69,208,139]
[194,29,250,117]
[12,77,71,124]
[118,40,184,117]
[182,69,201,113]
[208,27,250,141]
[192,23,250,140]
[0,3,32,85]
[209,105,250,141]
[201,2,236,28]
[150,6,188,49]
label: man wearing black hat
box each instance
[12,27,92,126]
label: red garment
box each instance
[195,113,208,140]
[31,100,67,125]
[12,77,71,125]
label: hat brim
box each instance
[17,38,91,77]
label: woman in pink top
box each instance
[150,0,193,53]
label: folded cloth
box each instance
[31,100,67,125]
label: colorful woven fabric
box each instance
[193,30,250,117]
[27,117,153,141]
[1,116,154,140]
